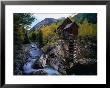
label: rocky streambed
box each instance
[23,43,60,75]
[15,36,97,75]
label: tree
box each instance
[29,31,37,42]
[73,13,97,24]
[79,19,97,36]
[23,31,30,44]
[14,13,35,45]
[38,30,43,47]
[14,13,35,29]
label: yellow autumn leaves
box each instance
[79,20,97,36]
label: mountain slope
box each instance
[30,18,57,30]
[73,13,97,24]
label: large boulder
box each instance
[32,59,43,69]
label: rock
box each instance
[41,44,54,54]
[32,59,43,69]
[32,69,48,75]
[39,54,47,67]
[71,63,97,75]
[58,64,67,75]
[32,54,47,69]
[69,62,74,68]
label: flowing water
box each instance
[23,43,60,75]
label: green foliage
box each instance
[67,13,97,37]
[29,30,43,47]
[40,23,59,45]
[23,31,30,44]
[14,26,25,45]
[73,13,97,24]
[29,31,37,42]
[14,13,35,46]
[14,13,35,29]
[57,19,65,26]
[38,30,43,47]
[79,19,97,36]
[29,23,59,47]
[28,13,97,47]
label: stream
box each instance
[23,43,60,75]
